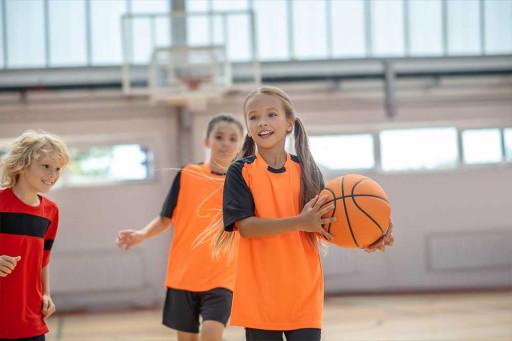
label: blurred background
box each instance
[0,0,511,339]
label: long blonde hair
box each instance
[212,86,325,259]
[0,130,71,188]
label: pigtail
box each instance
[294,117,326,247]
[238,134,255,159]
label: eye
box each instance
[56,168,61,172]
[215,135,223,140]
[268,112,277,117]
[43,164,49,169]
[248,115,257,120]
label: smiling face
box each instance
[205,120,243,166]
[244,93,294,152]
[17,154,62,196]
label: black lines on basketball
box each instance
[341,176,360,248]
[351,178,384,234]
[321,187,336,234]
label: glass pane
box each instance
[254,0,289,61]
[293,0,328,59]
[380,128,458,171]
[331,0,366,57]
[212,1,250,62]
[310,135,375,170]
[6,0,45,68]
[462,129,502,164]
[49,0,87,67]
[91,0,126,65]
[485,0,512,54]
[187,1,210,46]
[372,0,404,56]
[504,128,512,162]
[0,1,4,68]
[69,144,150,184]
[448,0,480,55]
[409,0,443,56]
[132,0,170,64]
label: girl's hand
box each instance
[298,195,336,240]
[363,218,394,253]
[41,294,55,318]
[0,255,21,277]
[116,230,146,251]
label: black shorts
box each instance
[162,287,233,333]
[0,335,45,341]
[245,328,321,341]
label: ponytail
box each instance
[294,117,325,247]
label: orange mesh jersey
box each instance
[161,163,237,292]
[223,153,323,330]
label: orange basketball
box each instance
[320,174,391,249]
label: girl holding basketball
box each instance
[215,86,394,341]
[116,114,243,341]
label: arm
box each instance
[0,255,21,277]
[116,215,172,251]
[363,218,394,253]
[41,264,56,318]
[237,195,335,240]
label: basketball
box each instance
[320,174,391,249]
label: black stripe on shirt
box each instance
[44,239,55,250]
[0,212,51,238]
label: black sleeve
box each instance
[223,160,255,232]
[160,171,182,218]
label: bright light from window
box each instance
[380,128,458,171]
[504,128,512,162]
[309,134,375,170]
[69,144,150,184]
[462,129,503,164]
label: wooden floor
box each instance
[45,291,512,340]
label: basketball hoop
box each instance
[178,75,213,91]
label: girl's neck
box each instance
[257,149,288,169]
[208,159,230,175]
[11,183,40,207]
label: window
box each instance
[309,134,375,170]
[372,0,405,56]
[331,0,366,58]
[67,144,152,185]
[293,0,328,59]
[504,128,512,162]
[6,0,45,68]
[254,0,289,61]
[380,128,458,171]
[448,0,480,55]
[485,0,512,54]
[462,129,503,164]
[49,0,87,67]
[91,0,126,65]
[409,0,443,56]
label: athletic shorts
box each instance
[245,328,321,341]
[0,335,45,341]
[162,287,233,333]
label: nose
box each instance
[258,118,268,127]
[48,168,58,178]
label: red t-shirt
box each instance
[0,187,59,339]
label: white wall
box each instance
[1,77,511,311]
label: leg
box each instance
[200,320,224,341]
[284,328,321,341]
[198,288,233,341]
[177,331,199,341]
[245,328,283,341]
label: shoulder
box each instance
[290,154,300,164]
[40,195,59,218]
[227,155,256,174]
